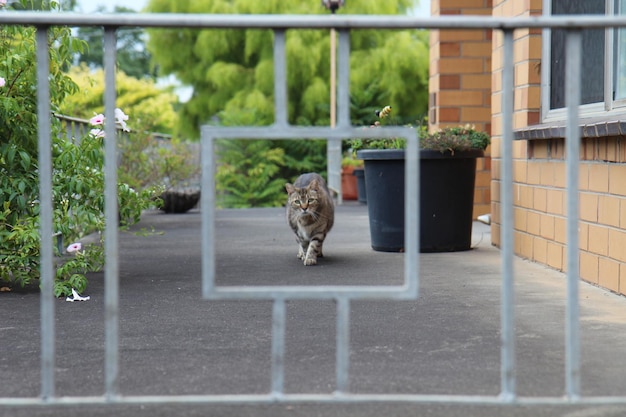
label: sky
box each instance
[76,0,147,12]
[77,0,431,16]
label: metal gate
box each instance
[2,10,626,407]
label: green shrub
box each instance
[0,1,158,296]
[216,139,287,208]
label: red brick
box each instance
[440,74,461,90]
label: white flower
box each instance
[90,128,105,138]
[115,108,129,122]
[115,108,130,132]
[66,288,90,302]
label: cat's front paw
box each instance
[303,257,317,266]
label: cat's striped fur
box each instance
[285,173,334,266]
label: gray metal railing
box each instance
[53,113,175,143]
[0,11,622,406]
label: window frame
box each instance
[541,0,626,122]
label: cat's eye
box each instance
[294,199,301,205]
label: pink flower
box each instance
[66,242,82,253]
[89,113,105,126]
[0,0,6,7]
[0,77,5,87]
[88,109,131,134]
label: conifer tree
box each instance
[146,0,427,207]
[146,0,428,137]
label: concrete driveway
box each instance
[2,204,626,417]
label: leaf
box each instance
[18,151,31,170]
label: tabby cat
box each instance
[285,173,334,266]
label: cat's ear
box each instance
[309,179,319,191]
[285,183,295,194]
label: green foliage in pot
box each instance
[421,125,490,154]
[349,105,490,155]
[349,105,416,153]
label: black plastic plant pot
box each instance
[160,188,201,214]
[353,168,367,204]
[357,148,483,253]
[357,150,405,252]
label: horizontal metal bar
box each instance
[7,393,626,406]
[201,125,416,140]
[7,13,626,29]
[204,285,417,300]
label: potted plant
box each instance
[352,108,490,253]
[154,138,201,213]
[118,133,201,214]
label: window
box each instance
[616,0,626,99]
[542,0,626,120]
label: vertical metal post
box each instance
[201,132,216,299]
[336,30,350,129]
[326,141,342,204]
[103,27,120,400]
[330,27,337,129]
[540,0,552,122]
[604,0,615,112]
[273,30,288,128]
[404,128,419,298]
[500,29,516,402]
[36,25,55,402]
[271,299,286,397]
[327,22,342,204]
[335,298,350,394]
[565,28,582,401]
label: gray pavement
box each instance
[3,203,626,416]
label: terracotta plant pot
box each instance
[341,165,359,200]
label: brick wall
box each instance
[489,0,626,295]
[431,0,626,295]
[429,0,492,218]
[505,138,626,294]
[490,0,543,248]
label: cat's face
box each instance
[288,187,320,215]
[286,180,322,216]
